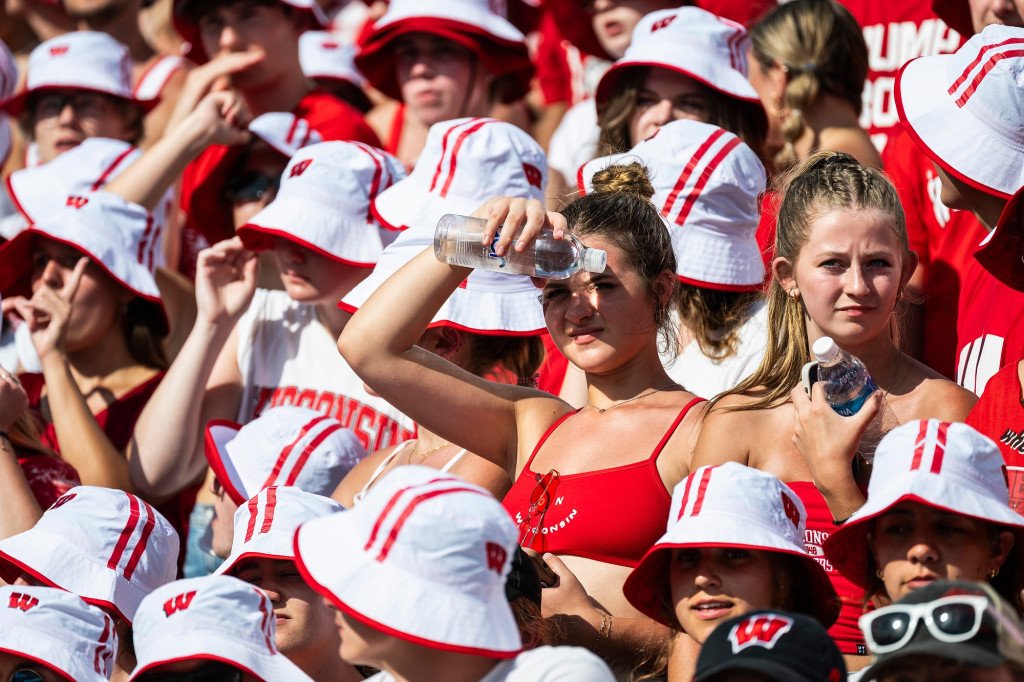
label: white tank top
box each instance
[352,440,468,505]
[236,289,417,452]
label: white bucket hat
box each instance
[595,7,764,115]
[896,25,1024,198]
[248,112,324,160]
[300,31,367,88]
[371,117,547,232]
[204,405,367,506]
[0,585,118,682]
[237,141,406,267]
[339,218,546,336]
[622,462,840,629]
[823,420,1024,587]
[216,486,343,577]
[294,465,522,658]
[130,575,314,681]
[0,486,180,624]
[0,31,157,116]
[579,120,767,291]
[0,38,15,166]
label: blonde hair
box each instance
[750,0,868,173]
[714,151,907,411]
[674,285,763,360]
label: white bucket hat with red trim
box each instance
[204,405,367,506]
[0,31,157,116]
[294,465,522,658]
[0,585,118,682]
[130,575,314,681]
[579,120,766,291]
[372,117,547,232]
[248,112,324,160]
[595,7,763,114]
[0,486,179,624]
[300,31,367,88]
[896,25,1024,199]
[237,141,405,268]
[824,420,1024,587]
[216,486,343,577]
[623,462,840,630]
[0,39,15,166]
[355,0,532,103]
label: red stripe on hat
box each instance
[260,486,278,535]
[954,48,1024,107]
[364,477,461,551]
[122,501,157,580]
[137,214,155,265]
[439,119,493,198]
[929,421,951,474]
[285,116,300,145]
[677,470,698,520]
[147,223,162,271]
[375,486,488,562]
[948,37,1024,94]
[93,615,114,675]
[360,145,384,222]
[107,493,141,571]
[673,137,742,227]
[245,495,261,543]
[256,591,275,652]
[300,123,312,148]
[662,128,727,218]
[910,420,930,470]
[689,467,715,516]
[282,423,344,487]
[261,415,330,490]
[429,121,473,192]
[90,147,136,192]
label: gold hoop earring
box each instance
[875,569,884,580]
[990,567,1000,579]
[789,289,800,301]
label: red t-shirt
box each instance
[178,89,381,278]
[883,129,987,379]
[966,361,1024,513]
[956,260,1024,396]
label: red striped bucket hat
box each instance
[0,486,179,624]
[204,405,367,506]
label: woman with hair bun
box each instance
[339,162,704,669]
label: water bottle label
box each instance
[487,233,507,269]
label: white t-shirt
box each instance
[663,299,768,400]
[235,288,417,452]
[547,100,600,182]
[365,646,616,682]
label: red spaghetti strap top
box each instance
[502,397,704,568]
[786,480,872,656]
[384,103,405,155]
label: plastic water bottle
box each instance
[433,214,607,279]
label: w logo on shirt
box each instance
[728,614,794,653]
[163,590,197,617]
[289,159,313,178]
[485,542,507,574]
[8,592,39,612]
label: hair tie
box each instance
[802,62,818,75]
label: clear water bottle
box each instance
[433,214,607,279]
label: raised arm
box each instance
[338,198,570,477]
[0,374,43,539]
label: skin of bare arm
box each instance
[0,376,42,539]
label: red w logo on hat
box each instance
[523,163,542,189]
[485,542,507,574]
[163,590,197,617]
[49,492,77,510]
[320,41,340,50]
[49,45,70,57]
[728,614,794,653]
[289,159,313,178]
[650,15,676,32]
[781,491,800,529]
[8,592,39,612]
[66,195,89,209]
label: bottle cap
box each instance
[581,247,607,274]
[811,336,840,363]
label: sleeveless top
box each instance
[352,440,468,505]
[787,480,871,656]
[966,362,1024,511]
[502,398,704,568]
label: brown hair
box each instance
[463,333,545,387]
[750,0,869,173]
[712,151,907,412]
[509,595,552,648]
[123,299,169,371]
[673,285,764,360]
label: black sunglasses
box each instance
[223,171,280,205]
[134,661,245,682]
[10,670,47,682]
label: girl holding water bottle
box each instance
[339,164,704,671]
[691,151,976,671]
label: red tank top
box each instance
[787,480,872,655]
[502,398,704,568]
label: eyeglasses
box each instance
[32,91,112,120]
[134,661,245,682]
[860,595,1007,654]
[518,469,559,553]
[10,670,46,682]
[223,170,280,205]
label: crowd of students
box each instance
[1,0,1024,680]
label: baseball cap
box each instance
[694,609,846,682]
[896,24,1024,198]
[975,183,1024,292]
[204,405,367,506]
[622,462,840,630]
[355,0,533,104]
[215,486,344,577]
[1,32,158,117]
[0,585,118,682]
[579,120,767,291]
[130,575,314,681]
[859,580,1024,681]
[294,465,523,658]
[237,140,405,267]
[0,486,180,624]
[824,420,1024,588]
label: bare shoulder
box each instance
[904,360,978,422]
[332,443,404,508]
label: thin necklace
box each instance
[587,382,679,414]
[408,439,451,464]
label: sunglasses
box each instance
[860,595,1011,654]
[134,661,245,682]
[32,91,112,120]
[10,671,47,682]
[223,171,279,205]
[518,469,560,553]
